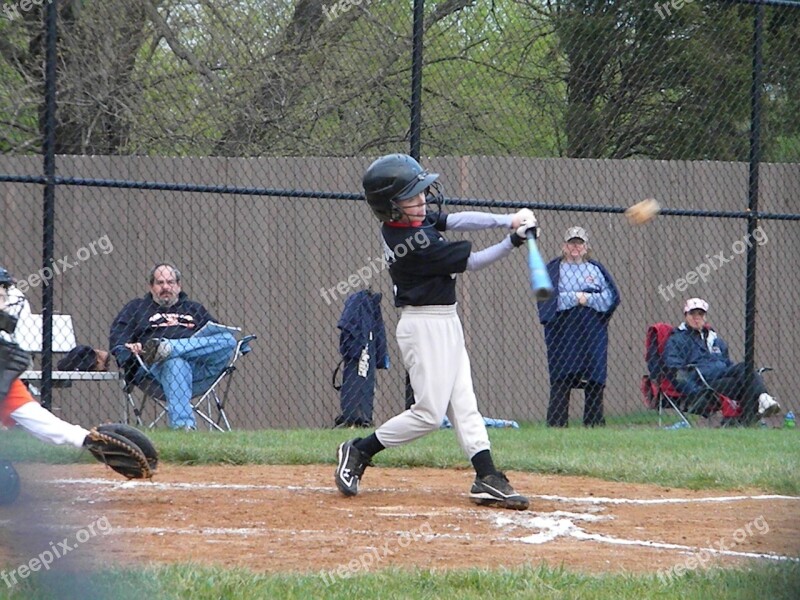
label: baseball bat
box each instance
[526,231,553,300]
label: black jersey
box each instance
[381,213,472,307]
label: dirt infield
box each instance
[1,463,798,580]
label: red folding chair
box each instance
[641,322,742,428]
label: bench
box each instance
[14,311,121,416]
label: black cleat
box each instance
[334,438,370,497]
[469,471,529,510]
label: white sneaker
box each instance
[757,393,780,417]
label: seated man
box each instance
[663,297,780,425]
[110,263,237,430]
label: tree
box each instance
[0,0,150,154]
[506,0,754,160]
[0,0,796,161]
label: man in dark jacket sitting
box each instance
[663,297,780,425]
[110,264,236,430]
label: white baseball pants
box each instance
[375,305,490,459]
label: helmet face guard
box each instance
[0,290,20,335]
[0,267,23,334]
[0,311,17,335]
[363,154,440,222]
[387,180,445,225]
[422,180,445,224]
[0,267,14,288]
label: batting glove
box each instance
[511,208,534,228]
[515,216,538,239]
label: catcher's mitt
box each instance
[84,423,158,479]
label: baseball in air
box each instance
[625,198,661,225]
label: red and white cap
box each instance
[683,297,709,314]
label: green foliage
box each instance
[0,0,797,160]
[762,6,800,161]
[533,1,753,159]
[420,0,564,156]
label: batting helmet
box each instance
[0,460,20,506]
[0,266,14,288]
[363,154,439,222]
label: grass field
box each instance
[2,425,799,599]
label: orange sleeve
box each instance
[1,379,36,427]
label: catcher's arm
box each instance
[84,423,158,479]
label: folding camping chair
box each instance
[640,322,744,428]
[123,330,256,431]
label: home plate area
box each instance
[2,464,798,577]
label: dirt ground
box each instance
[1,463,798,580]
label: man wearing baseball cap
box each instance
[663,297,780,425]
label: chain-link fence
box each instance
[0,0,798,429]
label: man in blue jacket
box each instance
[110,264,236,430]
[663,297,780,425]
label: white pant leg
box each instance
[376,305,489,460]
[375,307,458,447]
[447,344,490,459]
[10,401,89,448]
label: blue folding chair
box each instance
[123,330,256,431]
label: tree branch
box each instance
[142,0,218,85]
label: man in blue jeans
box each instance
[110,264,237,430]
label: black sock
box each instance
[471,449,497,479]
[354,433,385,459]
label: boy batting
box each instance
[334,153,537,510]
